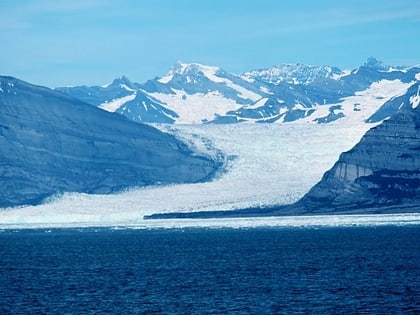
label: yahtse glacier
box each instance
[0,58,419,228]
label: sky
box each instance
[1,0,419,87]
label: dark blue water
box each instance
[1,226,419,314]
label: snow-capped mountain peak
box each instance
[110,75,138,90]
[158,61,222,84]
[57,58,420,125]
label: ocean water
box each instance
[1,226,419,314]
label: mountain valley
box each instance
[0,58,419,225]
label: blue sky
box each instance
[1,0,419,87]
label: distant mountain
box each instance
[241,63,344,85]
[57,58,420,125]
[0,76,221,208]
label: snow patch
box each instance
[158,74,174,84]
[409,85,420,109]
[387,67,407,73]
[141,101,148,111]
[332,69,351,80]
[259,86,271,94]
[223,79,261,101]
[149,89,243,123]
[158,62,262,101]
[119,84,136,92]
[99,93,137,112]
[295,79,412,124]
[190,64,261,101]
[243,98,268,110]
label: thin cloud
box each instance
[238,4,419,41]
[0,0,110,30]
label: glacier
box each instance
[3,121,419,229]
[0,67,418,228]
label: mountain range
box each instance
[57,57,420,126]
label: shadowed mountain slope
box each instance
[0,76,220,208]
[294,84,420,213]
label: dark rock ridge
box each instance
[0,76,221,208]
[294,83,420,213]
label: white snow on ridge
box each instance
[150,90,243,124]
[119,84,136,92]
[157,73,174,84]
[0,123,382,228]
[156,62,262,102]
[201,68,261,101]
[295,79,412,124]
[410,85,420,109]
[158,62,220,84]
[243,98,268,110]
[223,79,262,101]
[99,93,137,112]
[341,79,412,122]
[332,69,351,80]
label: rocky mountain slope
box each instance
[294,83,420,213]
[0,76,220,208]
[57,58,420,125]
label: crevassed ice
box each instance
[0,123,386,228]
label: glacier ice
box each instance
[1,122,407,228]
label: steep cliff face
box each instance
[0,76,220,208]
[297,84,420,212]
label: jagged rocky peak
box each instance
[174,61,220,74]
[112,74,131,84]
[361,57,409,72]
[158,61,222,84]
[363,57,390,71]
[296,88,420,212]
[241,62,344,85]
[107,75,137,89]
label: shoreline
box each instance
[1,212,419,230]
